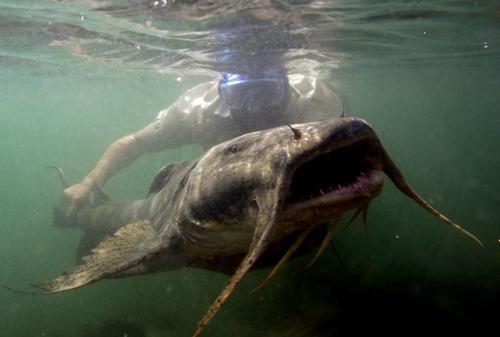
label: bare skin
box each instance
[64,123,165,217]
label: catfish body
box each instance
[42,117,480,337]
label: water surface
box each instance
[0,1,499,336]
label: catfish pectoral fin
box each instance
[382,149,483,247]
[192,192,282,337]
[35,220,162,293]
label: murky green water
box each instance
[1,1,499,336]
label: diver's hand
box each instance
[64,180,93,217]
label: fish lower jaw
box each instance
[281,170,384,222]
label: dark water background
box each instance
[1,1,499,336]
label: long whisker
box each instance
[0,285,48,296]
[382,149,483,247]
[329,241,348,273]
[307,217,341,268]
[342,202,369,233]
[361,202,370,237]
[342,207,363,232]
[250,225,315,293]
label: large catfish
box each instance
[39,117,481,337]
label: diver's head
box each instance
[219,71,289,132]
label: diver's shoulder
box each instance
[157,80,220,120]
[286,73,341,118]
[288,73,329,88]
[288,74,333,95]
[185,80,219,93]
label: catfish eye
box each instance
[224,140,248,155]
[227,144,240,153]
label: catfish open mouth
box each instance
[285,139,383,206]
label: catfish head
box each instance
[183,118,384,244]
[185,117,482,337]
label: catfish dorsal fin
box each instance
[35,220,162,293]
[148,161,193,196]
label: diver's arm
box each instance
[84,122,168,186]
[64,122,165,216]
[64,81,213,217]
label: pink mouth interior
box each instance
[321,172,372,195]
[284,140,379,204]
